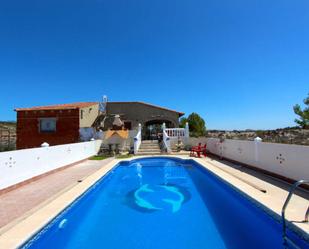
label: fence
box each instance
[0,140,102,190]
[206,138,309,182]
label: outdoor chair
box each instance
[190,143,207,157]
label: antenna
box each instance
[99,95,108,113]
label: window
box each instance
[39,118,56,132]
[81,110,84,119]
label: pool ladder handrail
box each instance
[281,180,309,249]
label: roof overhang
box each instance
[15,102,99,112]
[108,101,185,117]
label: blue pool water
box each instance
[22,157,308,249]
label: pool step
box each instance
[136,140,162,155]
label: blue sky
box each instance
[0,0,308,130]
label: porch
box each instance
[134,122,190,154]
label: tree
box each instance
[293,93,309,129]
[180,112,206,137]
[179,117,187,128]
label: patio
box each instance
[0,158,113,233]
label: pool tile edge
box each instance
[0,159,121,249]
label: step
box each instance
[139,146,160,150]
[136,152,162,155]
[140,144,160,148]
[138,150,161,154]
[138,148,161,151]
[139,147,160,150]
[140,144,159,148]
[141,140,159,144]
[139,145,160,149]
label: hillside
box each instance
[207,127,309,146]
[1,121,309,150]
[0,121,16,130]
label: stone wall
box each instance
[0,122,16,151]
[105,102,181,130]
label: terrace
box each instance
[0,135,308,248]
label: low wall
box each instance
[0,140,102,190]
[100,130,137,151]
[188,137,208,146]
[206,138,309,182]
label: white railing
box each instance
[162,122,190,153]
[165,128,186,138]
[165,122,189,138]
[134,124,142,154]
[163,129,171,153]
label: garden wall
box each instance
[0,140,102,190]
[206,138,309,182]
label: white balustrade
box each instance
[164,123,189,138]
[165,128,186,138]
[162,122,190,152]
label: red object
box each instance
[16,109,80,149]
[190,143,207,157]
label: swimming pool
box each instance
[22,157,308,249]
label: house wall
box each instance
[0,140,102,190]
[206,138,309,182]
[16,109,80,149]
[106,102,181,130]
[79,103,99,128]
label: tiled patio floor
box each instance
[0,158,113,232]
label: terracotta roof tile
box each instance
[15,102,98,111]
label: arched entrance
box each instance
[143,120,175,140]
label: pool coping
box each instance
[193,157,309,241]
[0,155,308,248]
[0,159,120,249]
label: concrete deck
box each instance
[0,158,113,233]
[0,155,308,248]
[196,157,309,233]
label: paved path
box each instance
[0,158,113,232]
